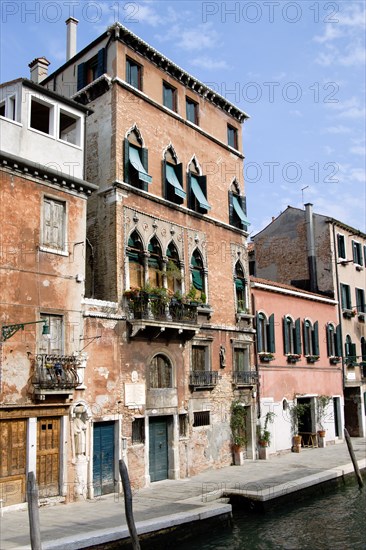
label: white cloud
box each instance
[190,56,230,70]
[177,24,220,51]
[323,125,351,134]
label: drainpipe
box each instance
[305,203,318,293]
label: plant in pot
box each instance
[258,412,276,447]
[289,400,310,450]
[316,395,331,437]
[230,401,248,451]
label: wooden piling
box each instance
[119,459,141,550]
[344,428,364,489]
[27,471,42,550]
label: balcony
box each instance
[125,293,199,339]
[189,371,219,390]
[32,354,80,397]
[232,371,259,387]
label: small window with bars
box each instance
[132,417,145,444]
[193,411,210,427]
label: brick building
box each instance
[0,76,96,506]
[38,20,256,495]
[251,277,344,455]
[251,203,366,437]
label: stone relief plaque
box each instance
[125,383,146,406]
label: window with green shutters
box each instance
[345,335,356,364]
[124,131,152,191]
[190,249,205,299]
[234,262,246,312]
[303,320,319,356]
[77,48,106,90]
[337,234,346,259]
[352,240,363,265]
[148,237,163,287]
[356,288,365,313]
[340,283,352,310]
[127,231,144,289]
[256,313,275,353]
[283,316,301,355]
[326,323,342,358]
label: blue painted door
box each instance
[93,421,115,496]
[149,417,168,482]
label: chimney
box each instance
[66,17,78,61]
[28,57,50,84]
[305,203,318,293]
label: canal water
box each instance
[174,479,365,550]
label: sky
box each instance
[1,0,365,236]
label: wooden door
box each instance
[93,421,115,496]
[0,419,27,505]
[149,417,168,482]
[37,417,60,498]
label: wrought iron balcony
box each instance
[32,354,80,393]
[232,370,259,386]
[126,294,198,324]
[189,371,219,388]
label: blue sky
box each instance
[1,1,365,235]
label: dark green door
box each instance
[149,417,168,482]
[93,421,115,496]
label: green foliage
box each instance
[258,411,276,444]
[316,395,331,430]
[230,401,248,447]
[289,400,310,436]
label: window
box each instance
[234,348,250,372]
[0,101,5,117]
[149,354,172,388]
[166,242,182,294]
[187,160,210,213]
[131,418,145,444]
[283,316,301,355]
[352,240,363,266]
[340,283,351,310]
[326,323,342,357]
[186,97,198,124]
[38,314,63,354]
[229,185,250,230]
[59,110,80,146]
[77,48,106,90]
[337,234,346,259]
[227,125,238,148]
[127,231,144,288]
[126,57,142,90]
[361,337,366,361]
[163,82,177,111]
[191,250,206,300]
[30,97,53,135]
[303,320,319,356]
[356,288,365,313]
[234,262,247,312]
[163,148,185,204]
[42,197,66,251]
[256,313,275,353]
[148,237,163,287]
[345,335,356,363]
[192,345,208,372]
[0,96,16,120]
[179,414,188,437]
[124,130,152,190]
[193,411,210,427]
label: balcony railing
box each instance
[232,371,259,386]
[32,354,80,391]
[126,295,198,324]
[189,371,219,388]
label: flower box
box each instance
[286,353,301,363]
[306,355,319,364]
[258,352,274,362]
[343,309,356,319]
[329,356,341,365]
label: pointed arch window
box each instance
[166,242,182,294]
[234,262,247,312]
[191,249,205,299]
[148,237,163,287]
[228,180,250,231]
[150,354,173,388]
[124,129,151,191]
[256,312,275,353]
[127,231,144,289]
[187,159,210,214]
[163,147,185,204]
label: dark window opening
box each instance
[30,99,51,134]
[126,58,142,90]
[132,418,145,444]
[228,125,238,148]
[186,98,198,124]
[193,411,210,427]
[163,82,177,111]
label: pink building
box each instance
[251,277,344,455]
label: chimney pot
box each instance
[28,57,50,84]
[66,17,78,61]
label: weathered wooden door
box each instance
[0,419,27,505]
[37,417,60,498]
[149,417,168,482]
[93,421,115,496]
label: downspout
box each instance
[332,223,345,389]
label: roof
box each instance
[0,78,92,114]
[42,22,249,123]
[250,276,337,304]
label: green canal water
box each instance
[174,479,366,550]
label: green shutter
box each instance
[256,313,263,353]
[313,321,319,355]
[352,241,357,263]
[303,321,309,355]
[295,318,302,355]
[77,62,86,90]
[192,269,203,290]
[187,172,192,209]
[228,192,234,226]
[326,324,332,356]
[283,316,289,354]
[162,159,167,198]
[335,325,342,357]
[350,343,357,362]
[97,48,105,77]
[124,139,130,183]
[268,313,275,353]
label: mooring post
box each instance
[119,459,141,550]
[344,428,364,489]
[27,471,42,550]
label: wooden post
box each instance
[119,459,141,550]
[344,428,364,489]
[27,471,42,550]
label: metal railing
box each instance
[189,371,219,387]
[127,295,198,324]
[32,354,80,390]
[232,371,259,386]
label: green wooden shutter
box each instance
[256,313,263,353]
[123,139,130,184]
[141,148,149,192]
[295,318,302,355]
[350,343,357,362]
[283,316,289,354]
[162,159,167,198]
[77,63,86,90]
[268,313,275,353]
[313,321,319,355]
[335,325,342,357]
[326,324,332,356]
[352,241,357,263]
[303,321,309,355]
[97,48,105,77]
[187,172,192,209]
[228,192,234,225]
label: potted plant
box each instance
[305,354,320,364]
[230,401,248,452]
[258,412,276,447]
[329,355,341,365]
[286,353,301,363]
[316,395,331,437]
[258,352,274,362]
